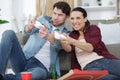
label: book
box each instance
[58,69,108,80]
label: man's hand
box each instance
[46,32,55,44]
[39,25,48,38]
[25,17,37,32]
[39,26,55,44]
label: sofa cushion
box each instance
[98,22,120,45]
[59,50,71,70]
[106,44,120,58]
[59,50,71,75]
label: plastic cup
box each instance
[21,72,32,80]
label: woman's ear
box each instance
[84,17,88,23]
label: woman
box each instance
[60,7,120,80]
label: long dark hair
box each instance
[71,7,90,32]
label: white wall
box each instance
[0,0,12,20]
[11,0,36,31]
[0,0,36,32]
[0,0,13,39]
[76,0,117,20]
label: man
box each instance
[0,1,71,80]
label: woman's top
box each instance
[75,39,103,69]
[69,24,118,70]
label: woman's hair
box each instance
[72,7,90,32]
[53,1,71,16]
[72,7,87,18]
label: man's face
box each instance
[52,7,68,27]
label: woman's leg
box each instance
[0,30,27,74]
[84,58,120,80]
[99,74,120,80]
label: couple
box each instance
[0,1,120,80]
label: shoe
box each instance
[0,74,3,80]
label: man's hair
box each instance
[53,1,71,16]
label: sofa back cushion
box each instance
[98,22,120,45]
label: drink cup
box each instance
[21,72,32,80]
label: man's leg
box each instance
[0,30,27,75]
[24,57,49,80]
[3,57,48,80]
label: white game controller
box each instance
[34,21,44,29]
[54,31,66,39]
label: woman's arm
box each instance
[70,38,93,52]
[61,35,93,53]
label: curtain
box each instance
[36,0,74,17]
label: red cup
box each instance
[21,72,32,80]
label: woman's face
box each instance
[70,11,87,31]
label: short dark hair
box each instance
[53,1,71,16]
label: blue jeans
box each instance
[84,58,120,80]
[0,30,48,80]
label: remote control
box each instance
[54,31,66,39]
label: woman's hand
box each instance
[60,36,70,45]
[60,35,72,52]
[60,35,74,45]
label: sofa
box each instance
[17,19,120,76]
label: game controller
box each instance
[54,31,66,39]
[34,21,44,29]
